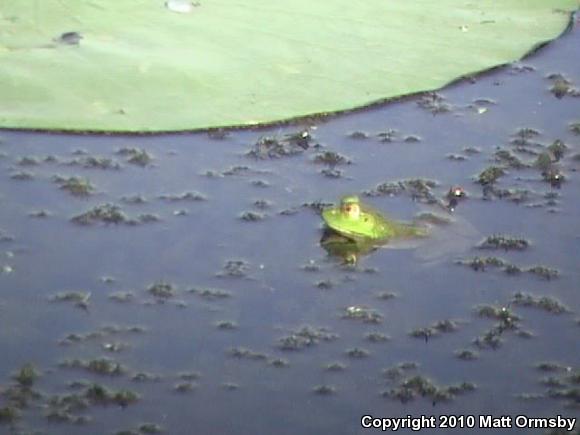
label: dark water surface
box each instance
[1,16,579,435]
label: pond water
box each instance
[0,14,579,435]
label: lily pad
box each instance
[0,1,576,132]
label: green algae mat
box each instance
[0,1,577,132]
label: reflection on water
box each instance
[320,228,379,264]
[1,17,580,435]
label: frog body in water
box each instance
[322,195,427,242]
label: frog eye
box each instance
[345,205,352,212]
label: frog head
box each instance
[322,195,376,239]
[340,195,361,220]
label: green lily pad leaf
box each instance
[0,1,577,132]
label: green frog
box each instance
[322,195,428,242]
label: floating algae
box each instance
[71,204,128,225]
[493,149,528,169]
[476,235,530,251]
[66,155,122,170]
[409,319,461,341]
[159,191,206,202]
[345,347,370,358]
[324,362,347,372]
[382,374,475,404]
[215,321,238,330]
[364,178,439,203]
[216,260,250,278]
[365,332,390,343]
[48,291,91,310]
[147,281,177,299]
[417,92,453,114]
[455,349,479,361]
[85,383,139,407]
[188,287,232,300]
[10,170,34,180]
[13,363,40,388]
[278,326,338,351]
[341,306,384,324]
[227,347,269,361]
[547,73,579,98]
[108,291,135,303]
[511,292,568,314]
[376,129,399,143]
[268,358,289,368]
[471,304,526,350]
[246,133,309,159]
[0,406,20,424]
[174,382,196,393]
[222,382,240,391]
[116,147,153,167]
[239,211,266,222]
[477,166,506,185]
[59,358,126,376]
[53,175,95,197]
[313,151,352,167]
[312,385,337,395]
[176,371,201,381]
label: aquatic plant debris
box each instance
[227,347,269,361]
[217,260,250,278]
[456,256,559,279]
[477,166,506,185]
[0,1,576,132]
[189,287,232,300]
[382,373,476,404]
[13,364,40,388]
[410,319,461,342]
[58,325,146,346]
[147,281,177,299]
[477,235,530,251]
[48,291,91,310]
[65,155,121,170]
[246,131,313,159]
[345,347,370,358]
[471,304,532,350]
[417,92,453,114]
[115,148,153,167]
[158,191,206,202]
[547,73,580,98]
[278,326,339,351]
[59,357,126,376]
[53,175,95,197]
[341,306,384,324]
[364,178,439,203]
[527,364,580,409]
[511,292,569,314]
[71,204,159,226]
[455,349,479,361]
[84,383,139,407]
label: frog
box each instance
[322,195,428,242]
